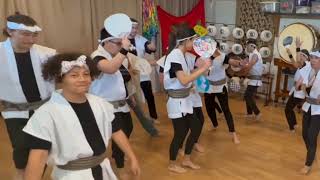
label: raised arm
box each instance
[97,37,131,74]
[176,59,212,86]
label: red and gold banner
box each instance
[157,0,205,54]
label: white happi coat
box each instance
[164,49,193,119]
[248,49,263,86]
[134,34,151,82]
[206,52,229,93]
[0,38,56,119]
[289,61,311,99]
[23,90,117,180]
[302,68,320,116]
[89,45,130,113]
[185,52,202,108]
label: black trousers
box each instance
[112,112,133,168]
[244,85,260,115]
[302,109,320,166]
[4,118,30,169]
[285,94,304,130]
[140,80,158,119]
[204,87,236,132]
[193,107,204,143]
[169,113,202,160]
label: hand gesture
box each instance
[286,48,292,55]
[122,36,131,50]
[295,37,303,48]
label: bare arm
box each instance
[242,54,258,72]
[176,59,212,86]
[98,36,131,74]
[112,130,140,175]
[228,58,241,67]
[24,149,48,180]
[286,48,300,68]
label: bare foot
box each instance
[168,164,187,173]
[255,113,262,121]
[181,160,201,170]
[245,114,254,119]
[194,143,205,153]
[209,126,218,131]
[153,119,160,125]
[232,133,240,144]
[299,166,311,175]
[179,149,185,157]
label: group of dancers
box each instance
[0,12,320,180]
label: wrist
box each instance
[296,48,300,52]
[120,48,128,56]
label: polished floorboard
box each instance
[0,93,319,180]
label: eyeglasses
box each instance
[109,40,122,46]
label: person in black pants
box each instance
[163,23,212,173]
[284,39,310,132]
[204,46,240,144]
[0,13,56,180]
[128,18,158,121]
[299,50,320,175]
[242,39,263,120]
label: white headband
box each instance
[61,55,88,75]
[7,21,42,32]
[310,51,320,58]
[132,22,138,25]
[98,37,119,44]
[300,52,309,59]
[176,34,197,45]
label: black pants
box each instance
[4,118,30,169]
[285,94,304,130]
[112,112,133,168]
[302,109,320,166]
[244,85,260,115]
[204,87,236,132]
[169,113,202,160]
[140,81,158,119]
[193,107,204,143]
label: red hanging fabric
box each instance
[157,0,205,55]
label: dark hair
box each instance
[3,12,38,37]
[42,53,100,83]
[130,18,139,23]
[99,28,113,46]
[167,22,196,53]
[301,49,310,61]
[246,39,257,46]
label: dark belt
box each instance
[248,75,262,80]
[57,152,107,171]
[208,78,227,86]
[0,98,49,112]
[166,88,191,98]
[306,97,320,105]
[109,99,127,109]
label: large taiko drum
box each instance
[278,23,319,63]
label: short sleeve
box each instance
[23,109,53,144]
[169,62,183,78]
[93,56,106,63]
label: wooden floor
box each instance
[1,93,320,180]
